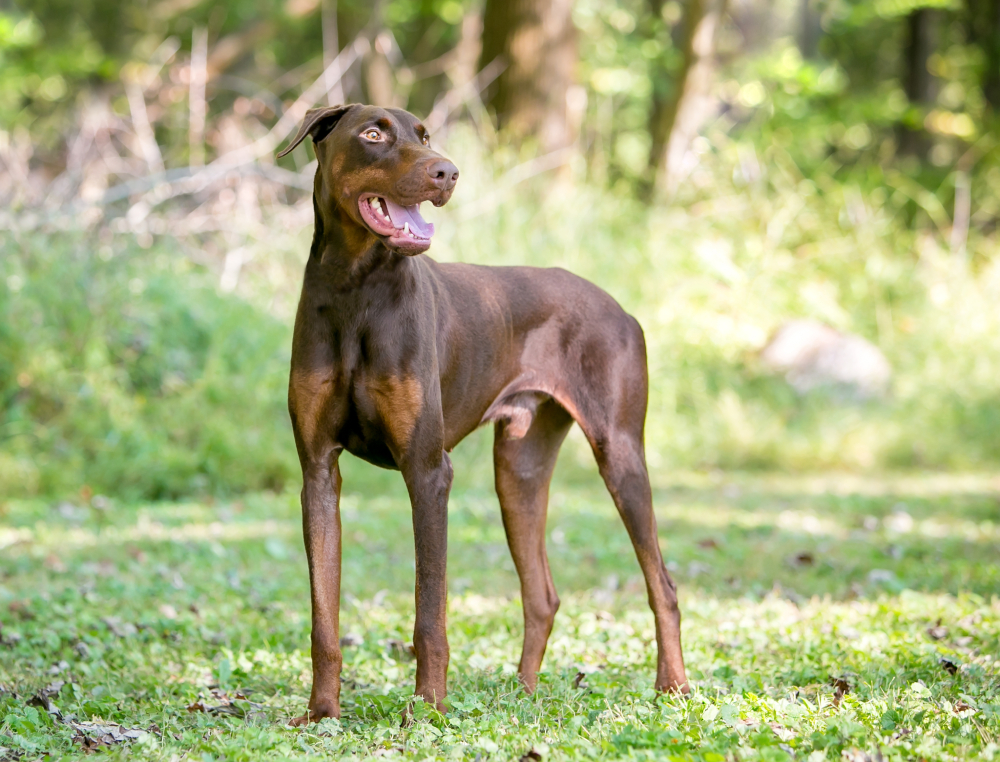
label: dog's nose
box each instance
[426,160,459,191]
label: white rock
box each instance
[760,319,891,399]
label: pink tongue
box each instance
[385,200,434,238]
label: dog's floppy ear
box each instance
[277,104,355,158]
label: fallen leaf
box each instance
[519,749,543,762]
[186,688,263,718]
[573,671,587,689]
[830,675,851,706]
[769,722,794,742]
[71,720,149,750]
[687,561,712,577]
[27,679,64,720]
[927,619,948,641]
[842,749,883,762]
[954,701,973,713]
[697,538,720,550]
[8,600,33,620]
[867,569,895,584]
[102,616,138,638]
[384,639,415,660]
[940,658,959,675]
[790,551,814,567]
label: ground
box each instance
[2,451,999,760]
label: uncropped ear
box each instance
[276,105,355,158]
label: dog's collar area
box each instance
[359,193,434,253]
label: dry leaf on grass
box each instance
[830,675,852,706]
[384,639,415,660]
[186,688,264,719]
[27,680,65,719]
[789,551,815,567]
[102,616,138,638]
[8,600,33,620]
[340,632,364,647]
[927,619,948,641]
[71,720,149,751]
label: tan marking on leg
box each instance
[289,369,337,446]
[368,375,424,448]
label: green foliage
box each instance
[3,120,1000,500]
[1,476,998,758]
[0,232,297,500]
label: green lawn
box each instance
[2,449,999,760]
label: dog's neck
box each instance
[308,174,404,287]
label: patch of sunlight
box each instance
[0,526,32,550]
[661,500,1000,542]
[7,517,297,554]
[651,471,1000,498]
[449,593,511,617]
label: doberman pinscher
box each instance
[277,104,688,725]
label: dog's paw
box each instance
[288,701,340,726]
[655,679,691,696]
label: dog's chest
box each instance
[349,371,425,449]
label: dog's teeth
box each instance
[404,222,410,235]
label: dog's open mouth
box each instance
[359,193,434,253]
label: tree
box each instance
[646,0,725,195]
[899,7,937,155]
[967,0,1000,112]
[798,0,823,60]
[479,0,578,151]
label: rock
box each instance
[759,320,891,399]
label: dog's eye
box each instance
[362,129,382,141]
[422,134,430,146]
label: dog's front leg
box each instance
[402,451,454,712]
[290,449,344,726]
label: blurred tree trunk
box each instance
[904,9,935,104]
[899,8,936,155]
[798,0,823,59]
[365,31,399,108]
[967,0,1000,111]
[479,0,578,151]
[322,0,344,106]
[647,0,725,195]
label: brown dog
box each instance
[278,104,688,725]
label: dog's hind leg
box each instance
[493,397,574,693]
[567,317,688,694]
[591,428,688,693]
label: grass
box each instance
[2,451,999,760]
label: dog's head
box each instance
[279,104,458,256]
